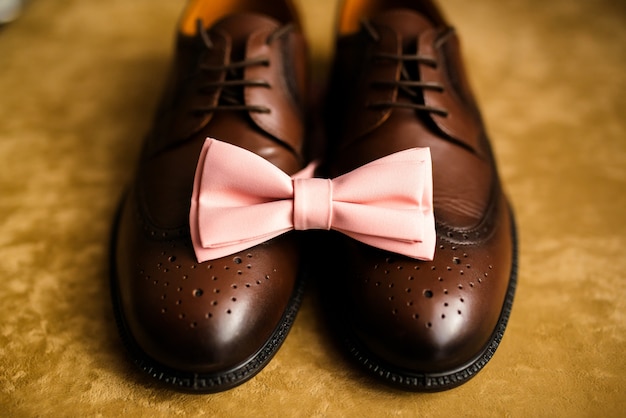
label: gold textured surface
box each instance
[1,0,625,416]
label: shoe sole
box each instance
[332,210,519,392]
[108,196,307,393]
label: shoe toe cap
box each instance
[113,200,300,375]
[342,227,513,374]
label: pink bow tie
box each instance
[190,138,435,262]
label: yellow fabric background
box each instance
[1,0,625,416]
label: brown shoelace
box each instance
[361,19,449,117]
[191,19,293,115]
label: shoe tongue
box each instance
[213,13,281,55]
[372,9,435,46]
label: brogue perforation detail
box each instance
[363,243,493,331]
[138,249,277,329]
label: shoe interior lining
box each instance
[338,0,448,35]
[180,0,298,36]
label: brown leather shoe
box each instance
[322,0,518,391]
[110,0,309,393]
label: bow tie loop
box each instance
[293,177,333,231]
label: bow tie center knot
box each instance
[293,178,333,230]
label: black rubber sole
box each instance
[330,212,519,392]
[108,199,307,393]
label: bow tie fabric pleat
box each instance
[190,138,436,262]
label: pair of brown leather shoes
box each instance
[110,0,517,393]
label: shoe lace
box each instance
[190,19,293,115]
[361,19,448,117]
